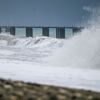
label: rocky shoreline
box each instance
[0,78,100,100]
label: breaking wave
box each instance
[0,33,63,63]
[0,33,63,49]
[48,9,100,69]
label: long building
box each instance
[0,26,83,39]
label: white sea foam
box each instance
[0,32,100,91]
[0,33,63,63]
[48,10,100,69]
[0,33,63,48]
[0,8,100,92]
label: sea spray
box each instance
[48,8,100,69]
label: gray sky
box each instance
[0,0,100,26]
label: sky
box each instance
[0,0,100,27]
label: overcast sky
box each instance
[0,0,100,26]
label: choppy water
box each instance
[0,8,100,92]
[48,12,100,69]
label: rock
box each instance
[0,93,5,99]
[74,92,82,97]
[43,86,49,90]
[88,95,93,100]
[0,78,100,100]
[48,93,57,100]
[4,85,13,90]
[59,89,67,94]
[27,96,37,100]
[57,95,66,100]
[92,97,100,100]
[8,95,17,100]
[14,82,23,87]
[13,91,24,97]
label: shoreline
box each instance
[0,78,100,100]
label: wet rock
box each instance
[48,94,57,100]
[4,84,13,90]
[0,78,100,100]
[74,92,82,98]
[59,88,67,94]
[88,95,93,100]
[8,95,17,100]
[27,95,37,100]
[13,91,23,97]
[57,95,66,100]
[92,97,100,100]
[14,82,24,87]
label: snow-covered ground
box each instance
[0,33,100,92]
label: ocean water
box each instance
[48,11,100,69]
[0,9,100,92]
[0,32,100,92]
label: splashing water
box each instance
[48,9,100,69]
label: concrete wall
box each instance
[73,27,82,35]
[56,27,65,38]
[0,28,1,33]
[42,27,49,36]
[26,27,33,37]
[10,27,15,35]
